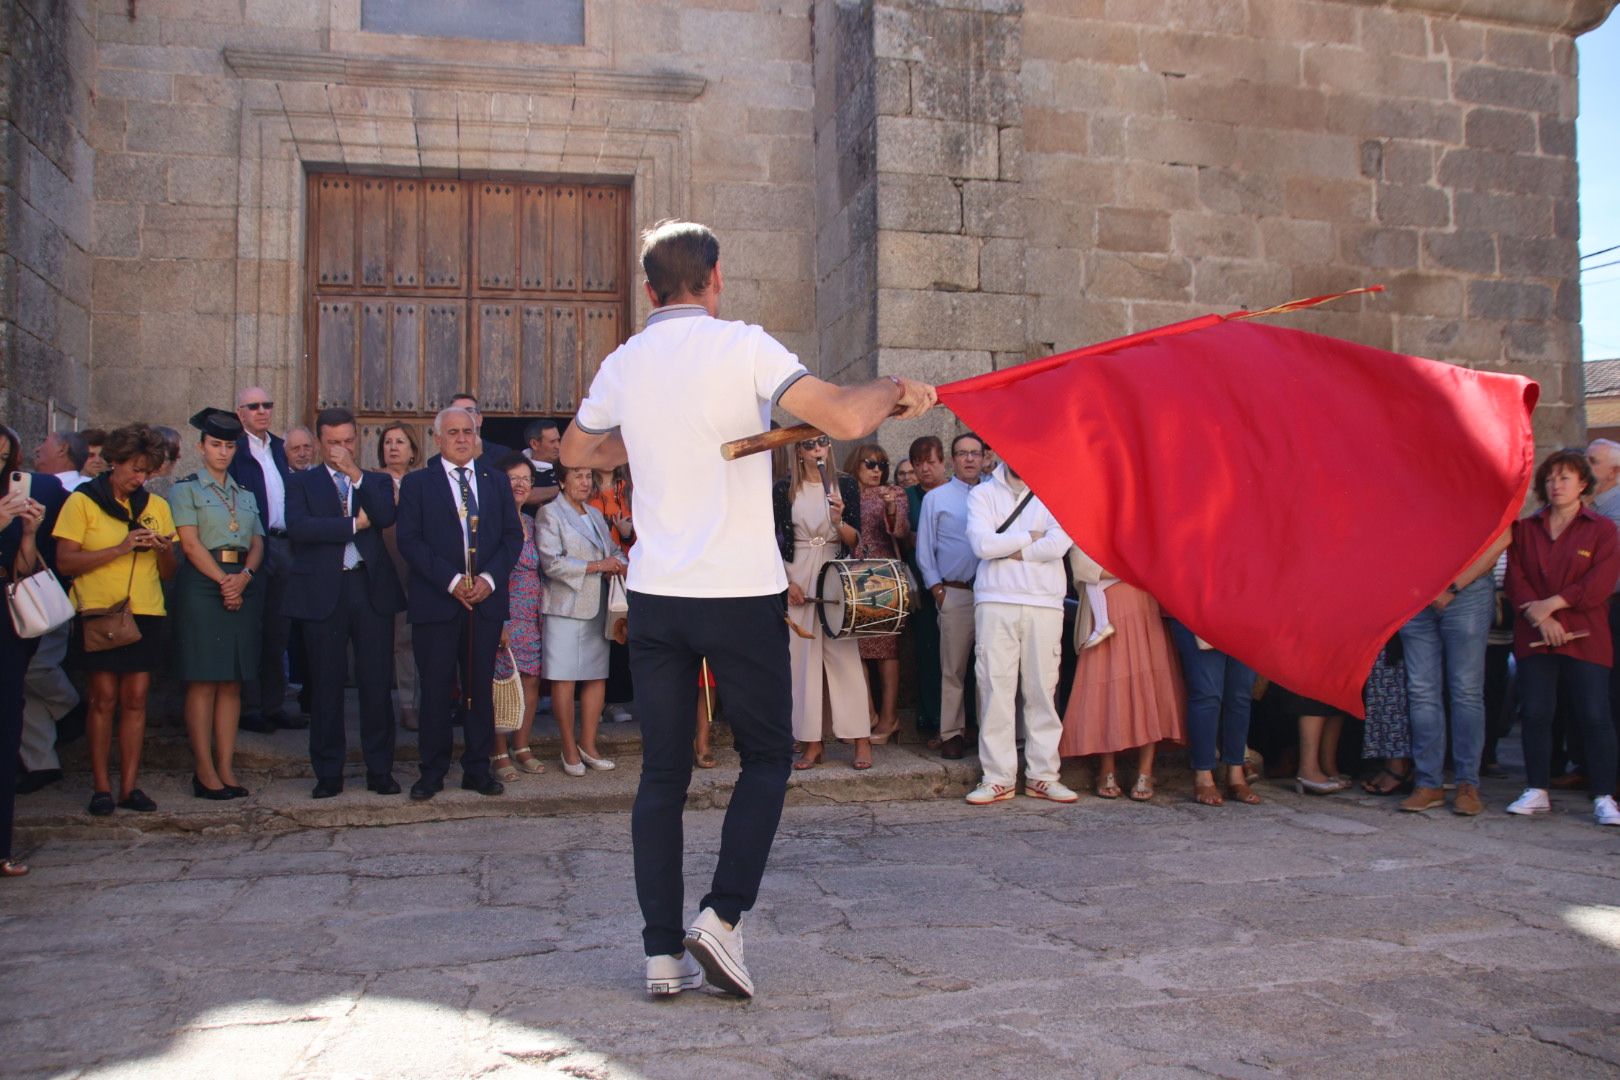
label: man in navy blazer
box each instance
[284,407,405,798]
[396,406,524,800]
[229,386,301,732]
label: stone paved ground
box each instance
[4,780,1620,1079]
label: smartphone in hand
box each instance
[9,471,30,502]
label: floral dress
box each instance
[499,514,545,678]
[853,485,902,660]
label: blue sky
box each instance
[1581,14,1620,360]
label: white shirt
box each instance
[53,469,86,491]
[246,431,286,531]
[916,477,980,588]
[966,466,1071,610]
[438,456,496,595]
[323,466,363,568]
[575,306,808,598]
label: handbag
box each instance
[492,646,526,733]
[76,556,142,653]
[604,575,629,642]
[6,564,74,638]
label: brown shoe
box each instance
[939,735,966,760]
[1452,782,1484,816]
[1400,786,1446,812]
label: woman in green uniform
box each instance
[171,408,265,799]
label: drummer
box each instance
[773,434,872,769]
[170,407,265,799]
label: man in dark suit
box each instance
[229,386,303,733]
[396,405,523,800]
[283,407,405,798]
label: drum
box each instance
[818,558,912,639]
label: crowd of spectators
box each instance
[2,394,1618,877]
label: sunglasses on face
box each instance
[861,459,887,470]
[242,401,273,411]
[799,435,831,449]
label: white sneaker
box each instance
[1595,795,1620,827]
[606,705,635,724]
[1505,788,1551,816]
[683,908,753,998]
[1024,778,1079,803]
[964,781,1015,805]
[645,951,704,996]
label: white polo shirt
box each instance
[575,305,808,597]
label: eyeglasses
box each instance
[798,435,831,449]
[953,449,982,459]
[861,459,887,470]
[242,401,273,411]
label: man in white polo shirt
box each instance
[562,220,936,999]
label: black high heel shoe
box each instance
[222,783,249,799]
[191,775,233,801]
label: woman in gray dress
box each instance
[170,408,264,800]
[537,465,625,776]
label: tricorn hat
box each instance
[189,407,243,442]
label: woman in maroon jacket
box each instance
[1504,448,1620,824]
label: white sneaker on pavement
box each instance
[683,908,753,998]
[1595,795,1620,827]
[1024,778,1079,803]
[964,781,1015,805]
[1505,788,1551,816]
[645,951,704,996]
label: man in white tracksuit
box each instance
[963,463,1077,805]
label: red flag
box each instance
[938,318,1538,716]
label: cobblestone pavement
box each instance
[4,781,1620,1079]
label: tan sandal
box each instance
[492,752,519,784]
[1130,774,1155,802]
[1193,779,1224,806]
[1225,767,1262,805]
[1095,771,1121,799]
[511,747,545,774]
[695,751,717,769]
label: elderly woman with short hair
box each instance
[1505,448,1620,825]
[537,464,624,775]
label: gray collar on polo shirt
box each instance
[647,304,708,326]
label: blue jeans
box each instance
[1518,653,1618,796]
[1169,620,1253,772]
[1398,577,1492,789]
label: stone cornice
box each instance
[223,47,707,101]
[1363,0,1616,34]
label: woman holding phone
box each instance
[53,424,178,816]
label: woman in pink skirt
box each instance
[1059,569,1186,800]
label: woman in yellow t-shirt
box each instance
[53,424,178,817]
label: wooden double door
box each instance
[304,171,630,465]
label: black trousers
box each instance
[248,535,293,715]
[414,611,500,787]
[1,632,39,861]
[629,590,793,957]
[302,566,395,781]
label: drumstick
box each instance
[783,614,815,639]
[722,423,822,461]
[700,658,714,729]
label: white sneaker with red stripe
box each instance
[965,781,1015,805]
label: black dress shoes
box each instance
[16,768,63,794]
[461,774,505,797]
[939,735,966,760]
[239,711,277,734]
[117,789,157,812]
[192,775,233,801]
[223,784,249,799]
[311,778,344,799]
[409,780,440,801]
[366,773,401,795]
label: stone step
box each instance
[16,743,988,840]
